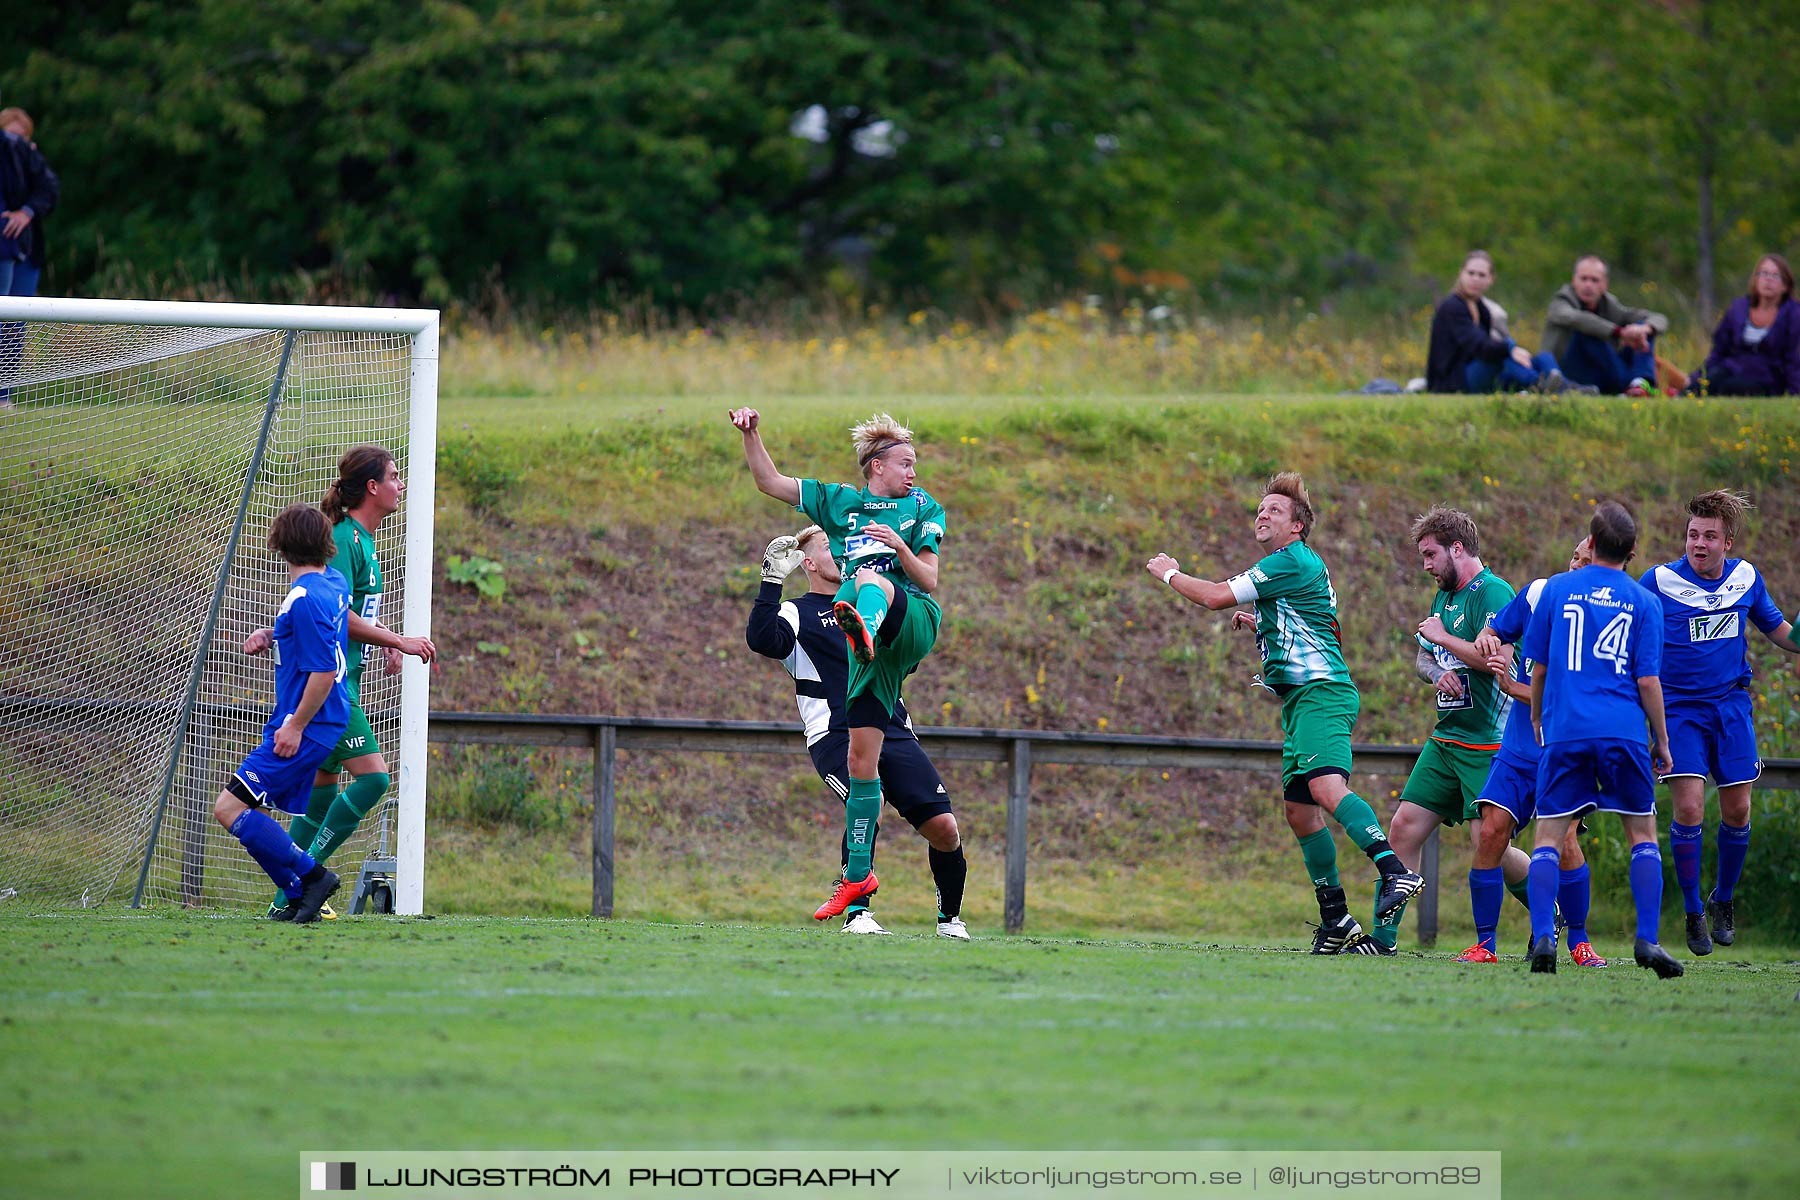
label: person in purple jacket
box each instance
[1686,254,1800,396]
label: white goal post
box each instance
[0,297,436,915]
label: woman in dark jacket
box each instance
[1426,250,1565,393]
[0,107,57,297]
[1686,254,1800,396]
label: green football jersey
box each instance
[797,480,945,598]
[1419,567,1515,747]
[328,515,383,702]
[1227,541,1351,691]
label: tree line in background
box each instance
[6,0,1798,323]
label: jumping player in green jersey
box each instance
[731,408,945,922]
[1147,472,1423,955]
[249,445,436,919]
[1371,507,1530,952]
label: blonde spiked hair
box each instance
[851,413,915,479]
[794,524,827,552]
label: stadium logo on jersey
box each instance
[1689,612,1741,643]
[862,500,898,510]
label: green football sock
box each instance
[1297,827,1340,888]
[854,582,889,639]
[1372,879,1405,948]
[1330,792,1396,864]
[840,823,879,915]
[269,783,337,910]
[844,776,882,882]
[305,772,388,866]
[1506,877,1531,909]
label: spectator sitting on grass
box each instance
[1542,255,1667,395]
[1684,254,1800,397]
[1427,250,1572,394]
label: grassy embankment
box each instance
[416,323,1800,947]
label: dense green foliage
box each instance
[9,1,1799,315]
[3,913,1796,1200]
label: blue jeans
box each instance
[10,261,39,296]
[1560,332,1655,393]
[1466,347,1558,392]
[0,258,20,405]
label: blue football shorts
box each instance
[230,735,340,815]
[1664,690,1761,787]
[1475,744,1541,828]
[1535,738,1656,819]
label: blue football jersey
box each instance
[1522,565,1663,746]
[1486,577,1548,762]
[1644,557,1785,701]
[267,566,351,746]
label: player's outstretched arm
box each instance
[1760,620,1800,655]
[243,627,273,656]
[728,408,802,505]
[348,611,436,664]
[746,536,804,659]
[1145,553,1237,610]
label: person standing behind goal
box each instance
[1146,472,1424,956]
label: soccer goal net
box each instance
[0,298,436,914]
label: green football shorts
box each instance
[1279,678,1359,792]
[320,701,381,773]
[839,581,942,726]
[1400,738,1496,826]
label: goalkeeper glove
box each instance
[761,535,806,584]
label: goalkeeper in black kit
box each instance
[746,526,970,938]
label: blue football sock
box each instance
[1715,822,1750,903]
[1670,821,1704,914]
[1628,842,1665,943]
[1469,867,1504,952]
[230,809,315,898]
[1558,864,1592,946]
[1527,847,1560,943]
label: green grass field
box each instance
[3,911,1796,1200]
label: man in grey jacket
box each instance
[1541,256,1667,394]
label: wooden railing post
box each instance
[593,723,616,918]
[1005,737,1031,934]
[1415,825,1439,947]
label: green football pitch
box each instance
[1,912,1796,1200]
